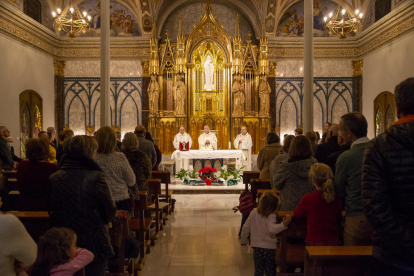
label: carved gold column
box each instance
[352,59,363,113]
[54,60,65,136]
[269,61,277,134]
[141,60,151,133]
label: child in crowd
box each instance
[294,163,342,245]
[30,228,94,276]
[240,191,291,276]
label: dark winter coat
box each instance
[123,150,152,200]
[48,156,117,262]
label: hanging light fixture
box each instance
[52,1,91,38]
[324,6,363,39]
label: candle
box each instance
[229,141,231,150]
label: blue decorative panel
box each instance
[275,77,354,136]
[63,77,142,135]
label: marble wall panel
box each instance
[275,60,353,78]
[65,60,143,78]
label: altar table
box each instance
[171,150,246,172]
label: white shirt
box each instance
[173,132,193,150]
[198,132,218,150]
[234,132,253,150]
[351,137,370,149]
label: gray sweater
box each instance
[274,157,317,211]
[95,152,136,202]
[137,137,157,167]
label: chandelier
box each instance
[52,4,91,38]
[324,7,363,39]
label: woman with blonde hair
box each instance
[94,126,135,211]
[122,132,151,201]
[274,135,317,210]
[294,163,342,245]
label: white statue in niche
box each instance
[259,75,271,116]
[204,55,214,90]
[148,74,160,113]
[173,74,186,115]
[232,75,245,116]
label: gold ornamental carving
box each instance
[85,125,95,136]
[54,60,66,76]
[141,60,150,76]
[269,61,277,77]
[352,59,363,77]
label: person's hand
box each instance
[205,140,210,144]
[239,139,242,143]
[283,214,292,227]
[13,162,18,170]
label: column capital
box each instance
[186,63,195,69]
[352,59,363,77]
[54,60,66,77]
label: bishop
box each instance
[198,125,217,150]
[233,125,253,170]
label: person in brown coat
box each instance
[257,132,282,179]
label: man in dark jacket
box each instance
[0,126,16,170]
[314,124,340,164]
[325,130,350,174]
[48,135,116,276]
[135,125,157,168]
[363,78,414,275]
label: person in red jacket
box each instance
[294,163,342,245]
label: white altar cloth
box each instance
[171,150,246,172]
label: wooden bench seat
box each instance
[305,246,372,276]
[152,171,173,214]
[5,211,50,241]
[242,171,261,191]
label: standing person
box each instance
[145,131,162,171]
[335,112,373,246]
[240,191,291,276]
[39,131,57,164]
[56,129,74,165]
[274,136,317,211]
[134,125,157,168]
[198,125,218,150]
[17,139,58,211]
[49,135,116,276]
[233,125,253,170]
[257,133,282,179]
[305,131,318,156]
[363,78,414,275]
[0,195,38,276]
[0,126,17,170]
[6,137,22,163]
[94,126,136,211]
[294,163,342,245]
[325,130,350,174]
[116,132,122,151]
[30,228,94,276]
[294,128,303,136]
[314,124,340,164]
[122,132,151,201]
[269,135,294,189]
[47,127,57,148]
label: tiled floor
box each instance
[139,194,255,276]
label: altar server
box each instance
[198,125,217,150]
[173,126,193,151]
[234,125,253,170]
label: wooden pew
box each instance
[304,246,372,276]
[152,171,173,215]
[4,211,50,241]
[2,170,17,178]
[242,171,261,191]
[8,190,20,211]
[251,179,279,203]
[147,179,170,244]
[107,211,136,276]
[129,191,152,271]
[276,211,346,275]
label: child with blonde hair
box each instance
[240,191,291,276]
[294,163,342,245]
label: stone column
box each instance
[352,60,363,113]
[54,60,65,135]
[303,0,314,132]
[100,0,110,126]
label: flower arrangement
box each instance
[219,165,230,181]
[198,166,217,186]
[175,168,187,180]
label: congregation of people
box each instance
[0,78,413,275]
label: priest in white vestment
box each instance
[198,125,217,150]
[233,126,253,170]
[173,126,193,150]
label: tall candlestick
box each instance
[229,141,231,150]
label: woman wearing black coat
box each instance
[48,135,116,276]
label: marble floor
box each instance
[139,194,255,276]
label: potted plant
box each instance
[227,166,244,186]
[175,168,187,181]
[184,169,198,185]
[218,165,230,185]
[198,166,217,186]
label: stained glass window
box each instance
[21,104,31,158]
[385,105,395,129]
[34,105,41,137]
[375,107,383,137]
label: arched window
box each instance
[19,90,43,157]
[374,91,396,137]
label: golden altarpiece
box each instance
[147,2,271,155]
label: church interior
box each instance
[0,0,414,275]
